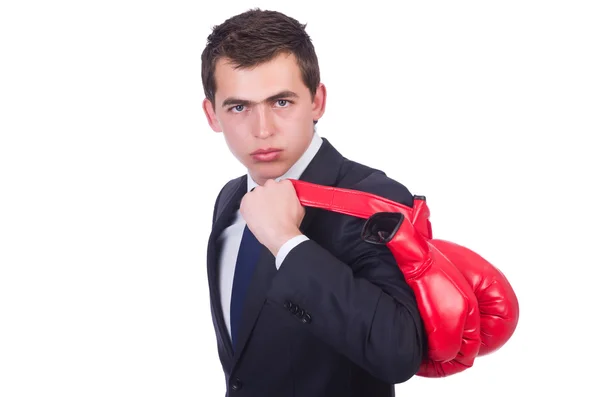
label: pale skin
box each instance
[202,52,327,257]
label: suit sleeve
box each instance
[266,215,425,384]
[275,234,309,269]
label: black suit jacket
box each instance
[207,137,425,397]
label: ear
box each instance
[202,98,222,132]
[311,83,327,122]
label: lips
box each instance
[250,148,282,162]
[250,148,281,155]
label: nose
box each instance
[253,104,275,138]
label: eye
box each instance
[231,105,245,113]
[275,100,289,107]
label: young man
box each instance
[202,9,425,396]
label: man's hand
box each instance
[240,179,305,257]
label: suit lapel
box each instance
[207,176,247,364]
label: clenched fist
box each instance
[240,178,306,257]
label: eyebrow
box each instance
[221,90,299,108]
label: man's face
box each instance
[203,52,326,186]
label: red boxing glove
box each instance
[289,179,520,377]
[361,211,482,377]
[409,196,520,357]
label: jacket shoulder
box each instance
[212,176,244,225]
[336,159,414,208]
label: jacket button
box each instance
[290,304,299,314]
[284,300,292,310]
[302,313,312,324]
[231,378,242,391]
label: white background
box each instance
[1,0,598,395]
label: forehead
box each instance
[213,52,308,101]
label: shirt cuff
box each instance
[275,234,309,269]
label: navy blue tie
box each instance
[230,224,262,351]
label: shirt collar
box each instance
[247,132,323,192]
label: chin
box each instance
[251,163,288,183]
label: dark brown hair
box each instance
[201,8,321,107]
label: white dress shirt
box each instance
[217,132,323,340]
